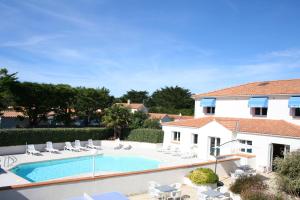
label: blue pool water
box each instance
[10,155,160,182]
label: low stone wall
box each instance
[0,140,162,155]
[0,158,240,200]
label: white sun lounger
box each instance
[75,140,88,151]
[64,142,80,152]
[86,139,102,150]
[114,138,123,150]
[157,145,171,153]
[45,141,59,153]
[123,144,132,150]
[181,151,197,159]
[27,144,41,155]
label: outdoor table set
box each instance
[231,165,256,180]
[154,184,181,200]
[200,189,230,200]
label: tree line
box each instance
[0,68,194,128]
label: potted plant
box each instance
[183,168,219,192]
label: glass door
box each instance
[210,137,220,156]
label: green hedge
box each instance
[125,128,163,143]
[0,128,113,146]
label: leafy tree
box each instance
[52,84,76,126]
[102,104,131,138]
[129,111,149,129]
[74,87,114,126]
[120,90,149,103]
[0,68,17,110]
[10,82,58,127]
[143,118,161,129]
[148,86,194,115]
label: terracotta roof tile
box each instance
[193,79,300,99]
[168,114,194,120]
[116,103,145,110]
[162,117,300,138]
[0,110,26,118]
[149,113,168,120]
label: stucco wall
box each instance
[237,133,300,170]
[0,158,240,200]
[194,96,300,125]
[163,121,237,160]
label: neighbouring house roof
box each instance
[193,79,300,99]
[149,113,193,121]
[116,103,145,110]
[0,110,26,118]
[162,117,300,138]
[168,114,193,121]
[149,113,168,120]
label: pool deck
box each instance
[0,146,206,187]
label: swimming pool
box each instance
[10,155,160,182]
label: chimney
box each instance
[127,99,131,105]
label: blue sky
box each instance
[1,0,300,96]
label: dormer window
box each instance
[201,98,216,115]
[248,97,268,117]
[288,96,300,118]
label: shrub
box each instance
[241,189,284,200]
[230,175,267,194]
[125,128,163,143]
[274,151,300,196]
[143,119,161,129]
[188,168,219,185]
[0,128,113,146]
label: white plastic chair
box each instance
[64,142,79,152]
[27,144,40,155]
[87,139,101,150]
[167,190,181,200]
[114,139,123,150]
[75,140,88,150]
[45,142,59,153]
[123,144,132,150]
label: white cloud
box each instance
[1,35,63,47]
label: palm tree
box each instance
[102,104,131,139]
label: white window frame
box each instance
[172,131,180,142]
[209,137,220,156]
[252,107,268,117]
[238,139,253,154]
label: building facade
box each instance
[162,79,300,171]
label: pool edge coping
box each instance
[0,156,246,191]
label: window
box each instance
[293,108,300,117]
[173,131,180,142]
[192,134,198,144]
[239,139,253,153]
[210,137,220,156]
[204,107,215,114]
[253,107,267,116]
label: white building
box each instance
[162,79,300,171]
[117,100,148,113]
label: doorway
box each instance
[270,143,290,170]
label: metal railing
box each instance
[3,155,17,168]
